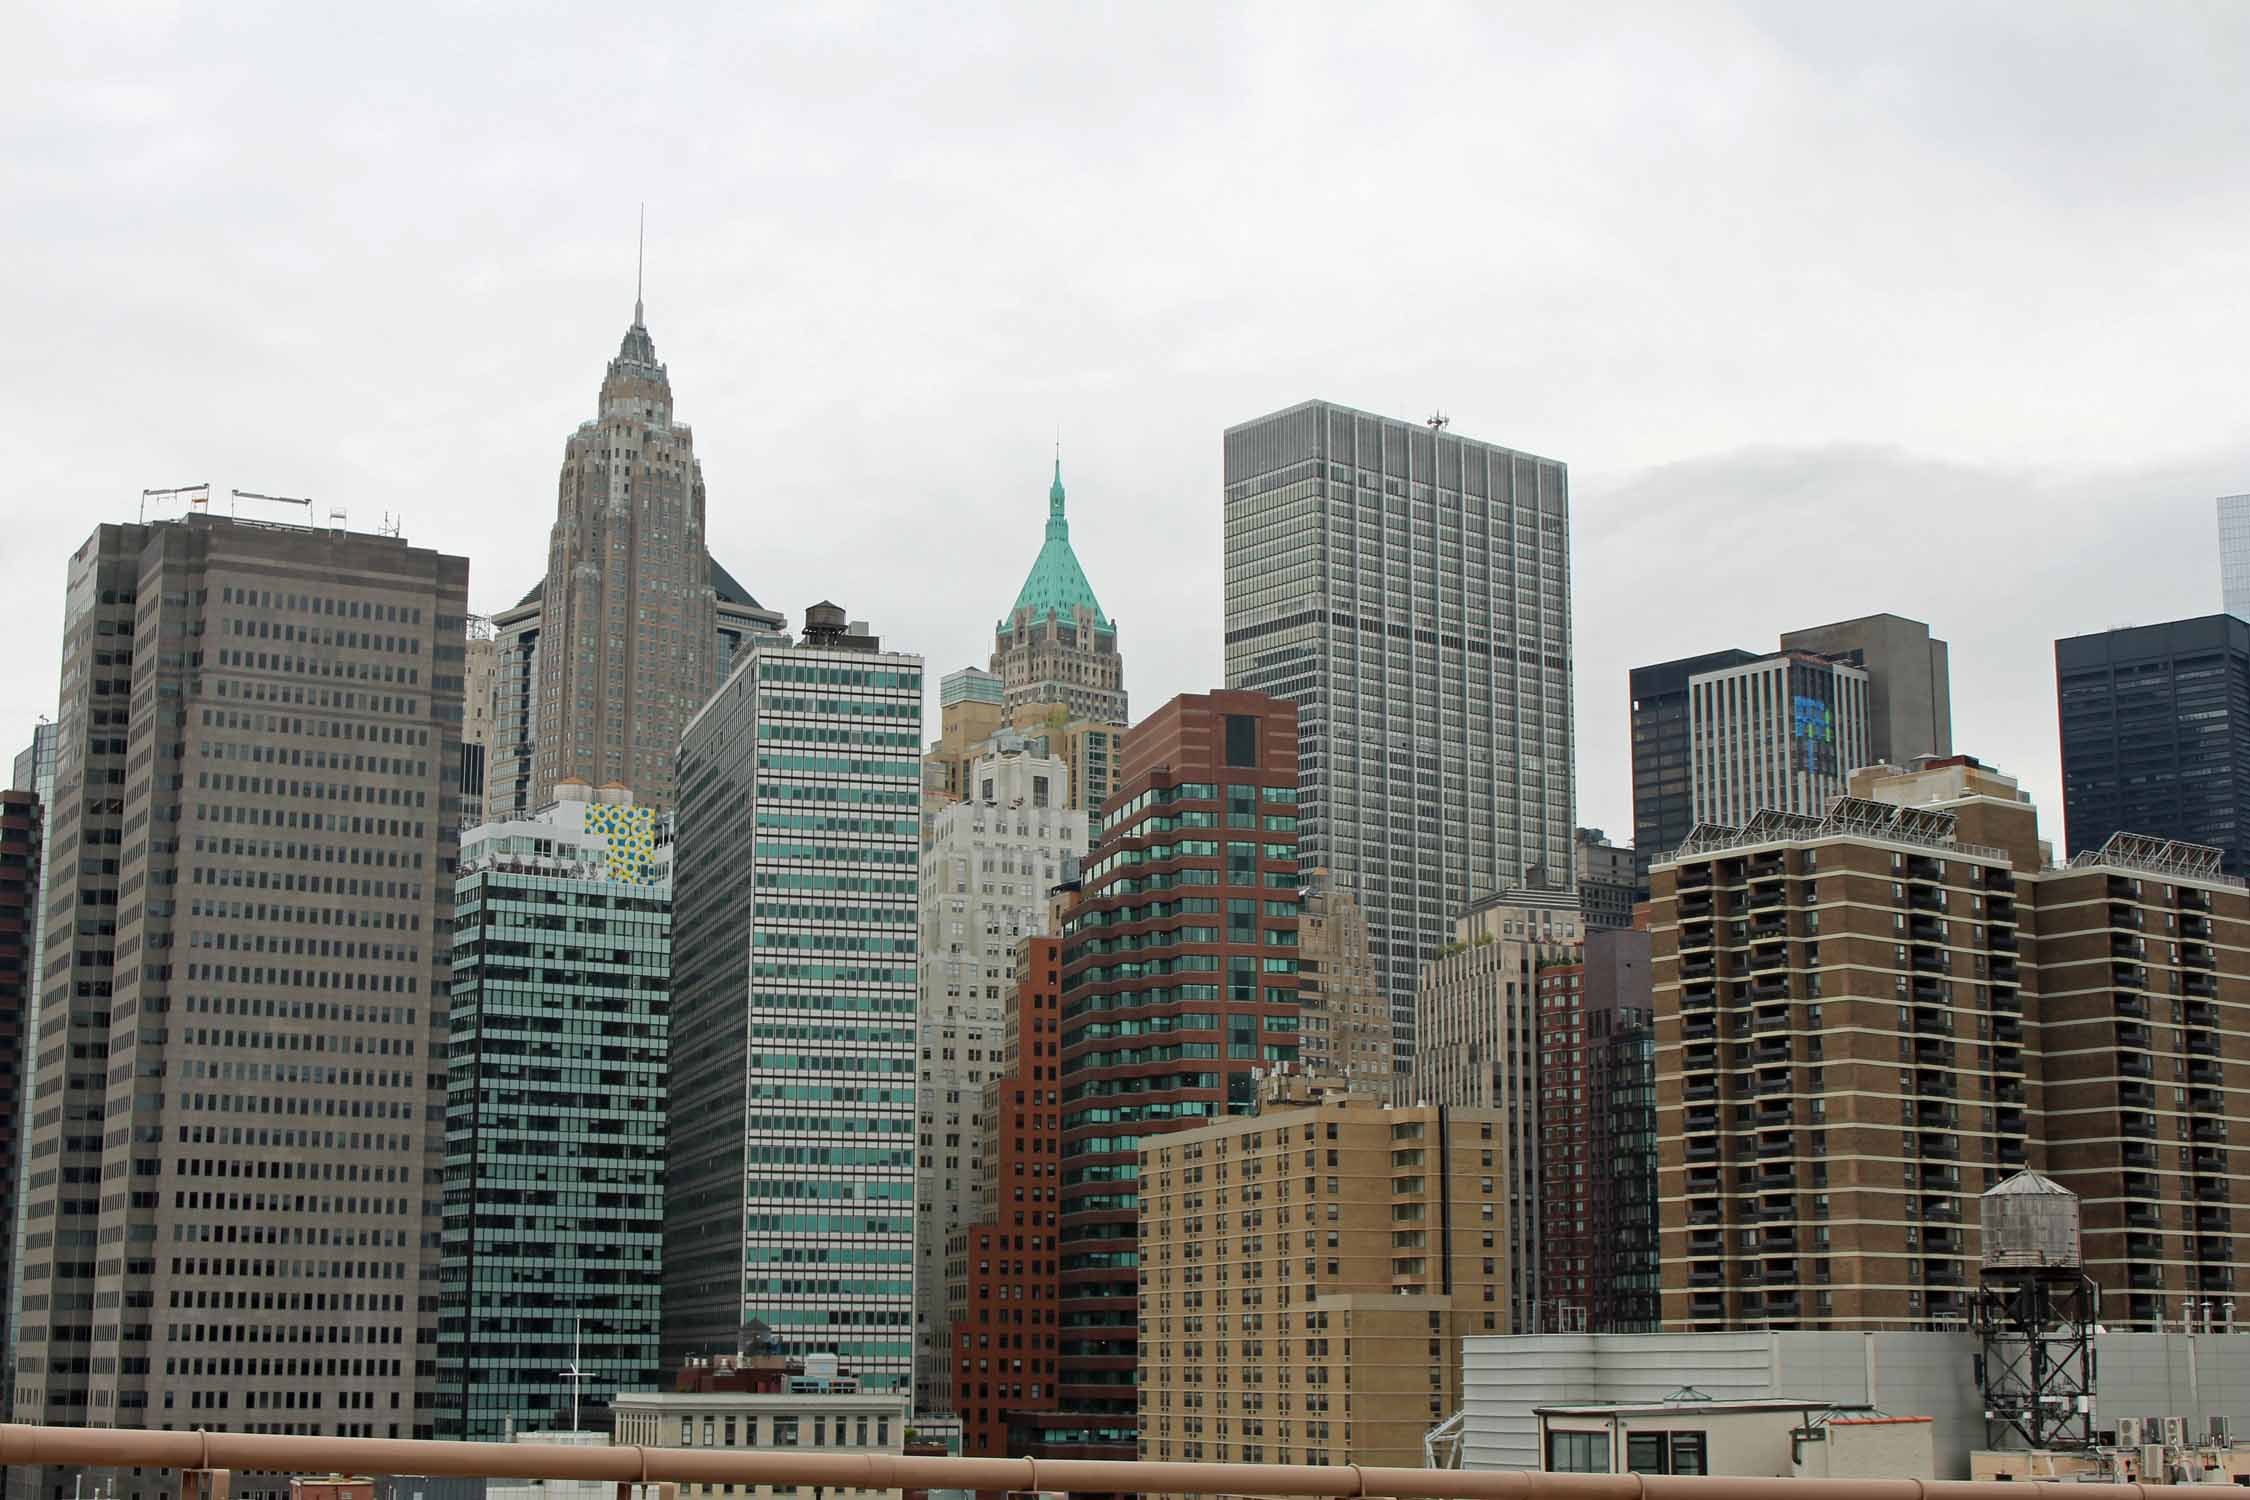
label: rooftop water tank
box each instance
[1980,1169,2082,1271]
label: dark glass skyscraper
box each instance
[436,792,671,1438]
[1628,648,1758,885]
[2057,615,2250,876]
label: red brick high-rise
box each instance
[950,937,1063,1459]
[1017,690,1300,1461]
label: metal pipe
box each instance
[0,1423,2198,1499]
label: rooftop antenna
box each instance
[139,483,209,523]
[1427,411,1450,430]
[558,1318,588,1433]
[635,204,645,326]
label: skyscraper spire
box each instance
[1049,445,1067,531]
[634,204,646,328]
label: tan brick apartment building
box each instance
[1137,1093,1507,1472]
[1649,757,2247,1331]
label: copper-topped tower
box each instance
[991,454,1126,724]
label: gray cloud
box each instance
[3,1,2245,853]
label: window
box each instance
[1548,1430,1605,1472]
[1626,1430,1707,1476]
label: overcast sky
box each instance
[5,1,2247,848]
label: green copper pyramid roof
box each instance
[1005,456,1109,630]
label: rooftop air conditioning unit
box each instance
[2163,1416,2190,1449]
[2116,1417,2145,1448]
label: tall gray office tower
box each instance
[9,513,465,1500]
[666,603,922,1394]
[2221,495,2250,621]
[1223,401,1573,1068]
[1776,612,1950,767]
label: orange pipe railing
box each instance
[0,1423,2189,1499]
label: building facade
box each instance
[1223,401,1574,1070]
[2057,615,2250,877]
[9,515,466,1500]
[1648,755,2246,1333]
[4,724,56,1404]
[2221,495,2250,621]
[436,787,672,1439]
[992,458,1125,725]
[666,605,921,1394]
[947,937,1062,1458]
[1535,929,1656,1333]
[1294,873,1392,1091]
[1137,1094,1507,1470]
[1631,650,1763,886]
[1407,888,1583,1332]
[913,744,1085,1412]
[1007,705,1126,826]
[1687,652,1871,830]
[1776,614,1951,769]
[611,1389,907,1500]
[1573,828,1636,930]
[1031,690,1302,1462]
[0,788,36,1410]
[460,620,497,825]
[500,301,784,817]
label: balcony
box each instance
[1756,1106,1796,1131]
[1994,1079,2026,1106]
[1756,1165,1798,1191]
[2200,1237,2234,1266]
[1682,1014,1718,1042]
[2196,1176,2232,1203]
[1989,984,2022,1013]
[1748,881,1786,913]
[2200,1267,2237,1293]
[2126,1202,2162,1230]
[1753,1038,1793,1066]
[2182,942,2217,971]
[2119,1080,2156,1109]
[1909,944,1947,972]
[1992,1016,2024,1045]
[2119,1110,2158,1140]
[1995,1107,2028,1136]
[1912,1005,1952,1036]
[1917,1132,1961,1161]
[2127,1231,2165,1261]
[2121,1141,2159,1171]
[2190,1086,2225,1115]
[2116,1021,2151,1051]
[2114,993,2150,1021]
[2119,1052,2154,1079]
[1915,1102,1954,1130]
[2189,1058,2224,1087]
[2123,1170,2161,1200]
[1684,1077,1719,1103]
[1914,1038,1954,1067]
[2184,885,2214,912]
[1919,1197,1962,1223]
[1924,1261,1965,1286]
[2110,904,2145,931]
[2185,971,2218,999]
[1917,1164,1961,1192]
[1754,1070,1793,1096]
[2194,1118,2230,1145]
[1906,883,1945,912]
[2113,962,2146,990]
[1681,954,1717,981]
[2198,1206,2232,1235]
[2186,1000,2219,1030]
[2193,1147,2230,1175]
[1749,975,1792,1003]
[1689,1293,1727,1321]
[2183,911,2214,939]
[1758,1133,1798,1159]
[1916,1070,1958,1098]
[1989,928,2020,954]
[1687,1201,1723,1226]
[2129,1263,2166,1291]
[1688,1263,1725,1288]
[1685,1107,1721,1134]
[1990,956,2020,984]
[1997,1140,2029,1167]
[1684,1140,1719,1164]
[2187,1031,2222,1058]
[1753,1003,1792,1034]
[1908,915,1946,945]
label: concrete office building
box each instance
[920,668,1006,832]
[1224,401,1574,1071]
[0,788,35,1414]
[1534,929,1657,1334]
[1029,690,1302,1462]
[1137,1093,1508,1471]
[490,299,785,819]
[1776,615,1951,769]
[992,458,1125,725]
[4,724,57,1409]
[2057,615,2250,877]
[1573,828,1636,931]
[2222,496,2250,620]
[666,604,921,1393]
[436,786,672,1439]
[1005,705,1126,826]
[8,514,467,1500]
[1407,887,1583,1332]
[1294,873,1393,1091]
[460,620,497,825]
[1687,651,1870,830]
[1649,755,2249,1333]
[948,937,1062,1459]
[1630,650,1762,885]
[913,743,1086,1412]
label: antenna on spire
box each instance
[634,204,646,326]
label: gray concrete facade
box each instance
[1463,1330,2250,1478]
[1778,613,1952,768]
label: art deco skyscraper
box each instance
[1224,402,1574,1068]
[498,298,784,817]
[10,513,465,1500]
[992,457,1126,724]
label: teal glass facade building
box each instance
[436,855,671,1438]
[666,606,922,1395]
